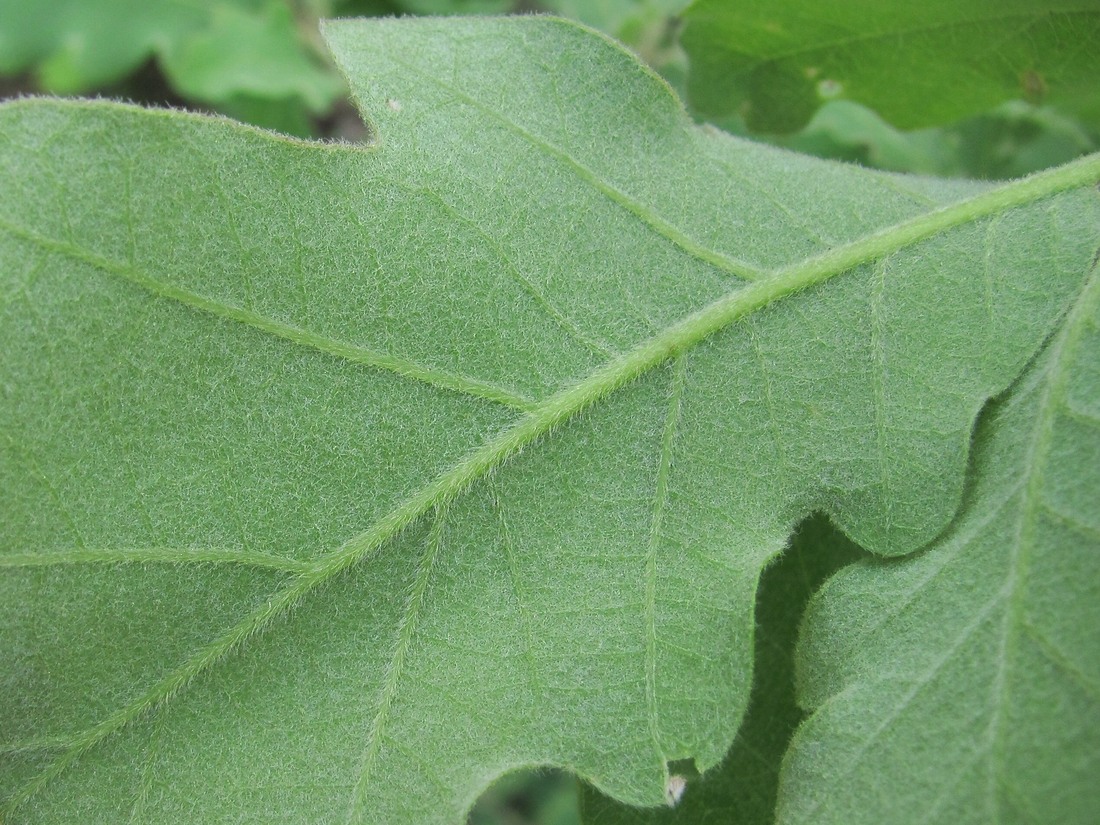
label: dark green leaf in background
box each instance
[776,100,1100,181]
[681,0,1100,133]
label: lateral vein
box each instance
[347,507,448,823]
[645,356,687,762]
[7,148,1099,817]
[391,56,768,284]
[0,217,538,413]
[0,547,313,574]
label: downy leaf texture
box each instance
[780,256,1100,824]
[581,516,863,825]
[1,16,1098,824]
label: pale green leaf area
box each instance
[582,516,862,824]
[0,0,341,131]
[1,15,1099,824]
[394,0,514,14]
[681,0,1100,133]
[160,3,342,111]
[0,0,200,87]
[775,100,1100,182]
[782,260,1100,823]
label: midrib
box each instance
[6,149,1100,815]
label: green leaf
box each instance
[581,516,862,824]
[158,3,342,113]
[538,0,690,92]
[538,0,688,39]
[1,16,1098,824]
[681,0,1100,133]
[0,0,341,132]
[780,261,1100,823]
[774,100,1100,180]
[0,0,206,90]
[942,102,1100,180]
[392,0,513,14]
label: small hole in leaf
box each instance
[665,758,699,806]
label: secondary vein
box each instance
[0,217,538,413]
[7,149,1099,817]
[391,56,768,284]
[0,547,313,573]
[347,507,447,822]
[645,356,687,762]
[987,244,1100,815]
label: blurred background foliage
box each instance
[1,1,1095,823]
[2,0,1095,177]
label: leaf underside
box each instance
[581,515,863,825]
[1,16,1098,825]
[780,259,1100,824]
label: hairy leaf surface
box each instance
[581,516,862,824]
[1,16,1098,824]
[780,260,1100,823]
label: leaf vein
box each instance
[1021,623,1100,704]
[645,355,687,763]
[0,547,313,573]
[347,507,447,823]
[492,482,550,700]
[988,259,1100,816]
[7,151,1098,816]
[414,184,616,357]
[725,10,1099,68]
[0,216,538,412]
[1038,498,1100,540]
[799,590,1005,823]
[389,55,767,283]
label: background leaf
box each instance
[787,100,1099,180]
[681,0,1100,133]
[778,261,1100,823]
[159,2,342,134]
[0,0,341,135]
[1,15,1099,824]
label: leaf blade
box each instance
[782,261,1100,823]
[2,17,1099,823]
